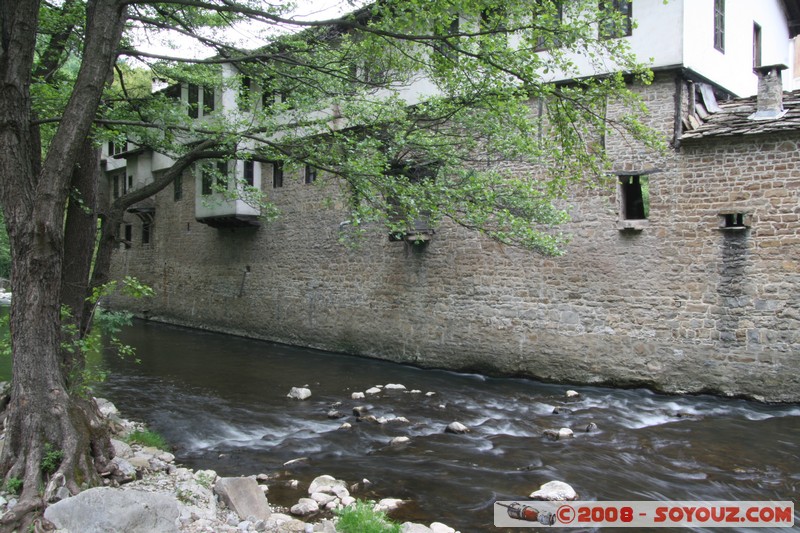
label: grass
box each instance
[336,500,401,533]
[124,429,170,450]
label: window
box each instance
[174,174,183,201]
[127,175,134,193]
[240,76,252,106]
[107,140,126,156]
[434,16,460,59]
[714,0,725,52]
[142,222,151,245]
[203,86,215,114]
[123,224,132,249]
[720,212,748,229]
[599,0,632,39]
[201,163,226,196]
[243,160,255,187]
[619,175,649,221]
[534,1,564,50]
[304,164,317,184]
[753,23,762,68]
[112,174,120,199]
[272,161,284,188]
[188,83,199,119]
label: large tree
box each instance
[0,0,657,528]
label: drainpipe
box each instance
[748,64,788,120]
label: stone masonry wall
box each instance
[109,74,800,402]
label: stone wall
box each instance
[109,74,800,402]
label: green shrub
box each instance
[41,443,64,475]
[125,429,169,450]
[336,500,401,533]
[5,477,22,495]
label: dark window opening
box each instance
[304,164,317,184]
[108,140,127,156]
[216,161,229,190]
[619,175,649,220]
[722,213,747,228]
[272,161,284,188]
[599,0,632,39]
[203,86,215,114]
[142,222,151,245]
[174,174,183,201]
[753,23,762,68]
[244,160,255,187]
[535,1,564,50]
[113,175,120,199]
[165,84,181,100]
[188,83,199,119]
[123,224,133,249]
[434,17,460,59]
[127,175,133,193]
[714,0,725,52]
[240,76,252,110]
[201,165,214,196]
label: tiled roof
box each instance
[681,91,800,141]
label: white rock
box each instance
[445,422,469,434]
[307,475,348,496]
[390,436,410,445]
[374,498,404,513]
[94,398,119,417]
[430,522,456,533]
[341,496,356,507]
[566,390,580,398]
[530,480,578,501]
[409,390,422,394]
[351,392,365,399]
[401,524,433,533]
[558,428,574,439]
[310,492,336,506]
[287,387,312,400]
[365,387,382,395]
[384,383,406,390]
[290,498,319,516]
[339,422,352,430]
[425,392,436,396]
[111,439,133,459]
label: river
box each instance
[85,319,800,531]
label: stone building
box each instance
[106,0,800,402]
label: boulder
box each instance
[351,392,366,399]
[44,487,179,533]
[290,497,319,516]
[566,390,580,398]
[214,477,271,521]
[445,422,469,434]
[365,387,382,395]
[374,498,404,513]
[384,383,406,390]
[430,522,456,533]
[310,492,337,506]
[111,457,137,482]
[110,439,133,459]
[401,524,433,533]
[543,428,574,440]
[390,436,411,446]
[585,422,598,432]
[307,475,349,496]
[94,398,119,417]
[530,480,577,501]
[352,406,369,417]
[287,387,311,400]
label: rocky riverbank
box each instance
[0,395,461,532]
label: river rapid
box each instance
[96,319,800,532]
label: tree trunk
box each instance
[61,141,101,378]
[0,0,126,529]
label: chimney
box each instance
[749,64,788,120]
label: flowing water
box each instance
[92,320,799,532]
